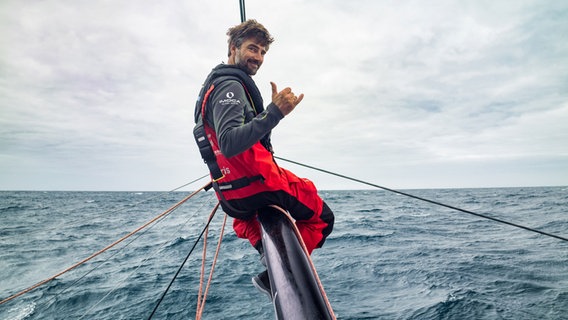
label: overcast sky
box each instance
[1,0,567,191]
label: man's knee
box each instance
[319,202,335,246]
[321,202,334,230]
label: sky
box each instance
[1,0,567,191]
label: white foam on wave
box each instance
[5,302,36,320]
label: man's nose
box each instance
[253,51,263,62]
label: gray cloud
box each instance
[1,0,567,190]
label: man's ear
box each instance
[229,44,237,57]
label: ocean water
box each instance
[0,186,567,319]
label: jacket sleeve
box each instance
[208,80,284,158]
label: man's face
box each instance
[232,38,267,76]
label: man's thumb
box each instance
[270,82,278,96]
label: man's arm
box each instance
[209,80,284,158]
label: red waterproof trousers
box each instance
[230,168,334,255]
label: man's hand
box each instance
[271,82,304,116]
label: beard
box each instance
[234,53,260,76]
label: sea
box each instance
[1,186,567,320]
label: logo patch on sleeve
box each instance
[219,91,241,106]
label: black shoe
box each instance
[252,270,271,298]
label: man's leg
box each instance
[295,201,334,254]
[232,217,261,248]
[281,169,335,255]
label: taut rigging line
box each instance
[275,156,568,243]
[0,182,211,306]
[147,202,221,320]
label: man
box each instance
[193,20,334,297]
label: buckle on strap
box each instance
[193,120,224,181]
[217,175,264,191]
[211,182,250,215]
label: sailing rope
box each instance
[147,202,221,320]
[275,156,568,243]
[196,210,227,320]
[75,195,218,320]
[0,183,210,306]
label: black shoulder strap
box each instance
[211,65,265,114]
[192,65,266,216]
[194,64,273,149]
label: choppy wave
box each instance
[3,302,36,320]
[1,187,567,319]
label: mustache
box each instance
[247,59,260,66]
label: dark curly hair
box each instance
[226,19,274,57]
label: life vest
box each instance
[193,65,289,212]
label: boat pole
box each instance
[239,0,246,22]
[258,206,335,320]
